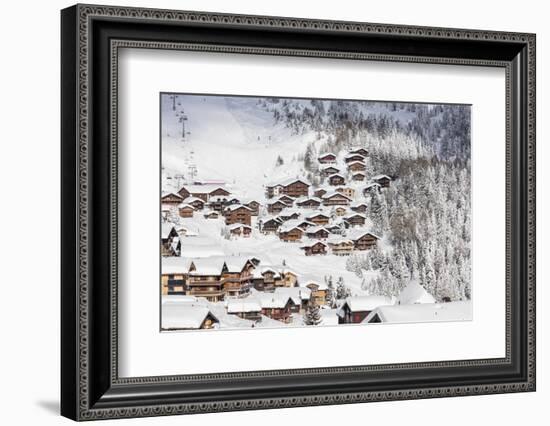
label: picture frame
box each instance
[61,3,536,421]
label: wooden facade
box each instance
[306,228,330,240]
[373,175,392,188]
[352,232,379,250]
[320,166,340,177]
[328,174,346,186]
[323,193,351,206]
[267,200,287,214]
[335,187,355,198]
[282,180,310,198]
[328,240,355,256]
[351,203,368,213]
[224,205,252,226]
[349,148,369,157]
[318,153,337,164]
[261,217,282,234]
[278,227,304,242]
[347,161,366,172]
[161,192,184,205]
[313,188,328,198]
[344,154,365,164]
[178,204,195,218]
[307,213,330,226]
[245,200,260,216]
[229,225,252,238]
[301,241,328,256]
[344,214,366,227]
[296,198,321,209]
[161,273,187,295]
[351,172,366,182]
[187,198,205,210]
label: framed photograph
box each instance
[61,4,536,421]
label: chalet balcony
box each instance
[187,289,224,297]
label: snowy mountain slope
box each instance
[161,95,321,200]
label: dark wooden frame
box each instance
[61,3,536,421]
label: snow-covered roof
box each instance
[328,173,346,180]
[184,196,205,204]
[352,171,366,176]
[162,304,218,329]
[305,225,329,234]
[267,177,310,188]
[327,236,354,245]
[279,219,310,233]
[162,295,202,305]
[256,292,292,309]
[301,241,328,250]
[298,275,328,290]
[347,229,381,241]
[161,192,184,200]
[295,196,322,204]
[179,184,228,194]
[345,153,366,159]
[318,152,336,158]
[177,203,196,210]
[277,207,302,217]
[228,224,252,231]
[372,174,392,181]
[364,301,472,324]
[162,257,194,274]
[226,297,262,313]
[341,295,394,313]
[306,211,330,219]
[347,160,366,166]
[274,286,311,303]
[188,258,225,275]
[350,201,368,207]
[323,191,352,200]
[344,212,367,220]
[321,165,340,171]
[396,281,437,305]
[225,204,252,212]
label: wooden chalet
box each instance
[306,212,330,226]
[224,204,252,226]
[221,258,255,297]
[177,203,195,218]
[343,213,367,228]
[318,153,337,164]
[178,184,230,202]
[260,217,283,234]
[277,208,301,222]
[372,174,392,188]
[337,296,392,324]
[226,298,262,322]
[328,174,346,186]
[245,200,260,216]
[295,196,322,209]
[162,304,219,330]
[277,194,295,206]
[161,224,181,257]
[252,267,281,292]
[186,259,225,302]
[161,192,184,206]
[350,202,368,213]
[186,196,205,210]
[258,294,297,323]
[349,230,380,250]
[228,224,252,238]
[351,171,366,182]
[161,258,190,295]
[301,280,328,306]
[347,161,366,172]
[305,226,330,240]
[300,241,328,256]
[278,224,304,242]
[274,287,311,312]
[335,186,355,198]
[328,238,355,256]
[325,223,344,234]
[323,192,352,206]
[344,153,365,164]
[334,206,348,216]
[363,182,381,196]
[320,165,340,178]
[267,200,288,214]
[266,178,310,199]
[313,187,328,198]
[349,148,369,157]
